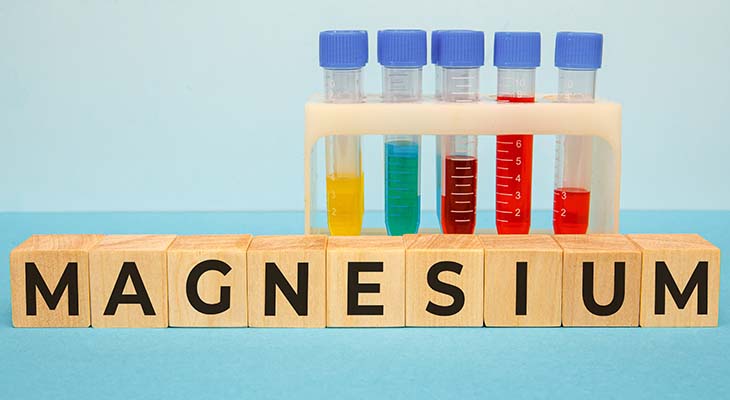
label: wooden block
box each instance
[403,234,420,248]
[555,235,641,327]
[10,235,104,327]
[167,235,252,327]
[479,235,562,327]
[628,234,720,327]
[247,235,327,327]
[405,234,484,327]
[326,236,405,327]
[89,235,176,328]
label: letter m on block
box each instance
[655,261,708,315]
[25,262,80,316]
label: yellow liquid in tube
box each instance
[326,174,364,236]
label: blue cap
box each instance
[319,30,368,69]
[439,30,485,68]
[377,30,427,68]
[555,32,603,70]
[431,30,442,65]
[493,32,541,68]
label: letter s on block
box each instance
[425,261,465,317]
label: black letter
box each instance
[516,261,528,316]
[25,262,79,316]
[186,259,231,315]
[104,262,155,316]
[347,262,383,316]
[655,261,708,315]
[265,262,308,316]
[582,261,625,316]
[425,261,465,316]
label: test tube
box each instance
[552,32,603,234]
[319,30,368,236]
[432,30,443,227]
[378,30,426,236]
[439,30,484,234]
[493,32,541,234]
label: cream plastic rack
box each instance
[304,94,621,235]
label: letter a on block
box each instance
[405,235,484,327]
[628,234,720,327]
[10,235,103,327]
[555,235,642,327]
[89,235,176,328]
[247,236,327,328]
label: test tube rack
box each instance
[304,95,622,235]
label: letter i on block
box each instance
[628,234,720,327]
[405,235,484,327]
[555,235,642,327]
[167,235,252,327]
[247,236,327,328]
[480,235,562,327]
[326,236,405,327]
[10,235,104,327]
[89,235,176,328]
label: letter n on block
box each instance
[10,235,104,327]
[89,235,176,328]
[405,234,484,327]
[480,235,562,327]
[326,236,405,327]
[167,235,252,327]
[555,235,641,327]
[247,236,327,328]
[628,234,720,327]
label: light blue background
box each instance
[2,3,729,398]
[1,0,729,212]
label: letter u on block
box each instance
[555,235,642,327]
[246,236,327,328]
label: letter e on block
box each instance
[555,235,641,327]
[10,235,104,327]
[480,235,562,327]
[326,236,405,327]
[89,235,176,328]
[405,235,484,327]
[247,235,327,328]
[628,234,720,327]
[167,235,252,327]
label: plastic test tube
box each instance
[378,30,426,236]
[439,30,484,234]
[552,32,604,234]
[319,30,368,236]
[493,32,541,234]
[432,30,443,227]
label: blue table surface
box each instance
[0,211,727,399]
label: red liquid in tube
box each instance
[553,187,591,234]
[441,155,477,234]
[496,95,534,234]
